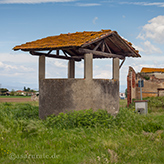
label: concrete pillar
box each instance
[68,60,75,78]
[113,57,119,80]
[84,53,93,79]
[39,55,45,81]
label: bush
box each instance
[45,109,114,129]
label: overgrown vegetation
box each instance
[0,97,164,163]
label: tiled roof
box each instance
[141,67,164,73]
[13,29,141,58]
[13,30,113,51]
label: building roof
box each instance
[13,29,141,60]
[13,30,113,51]
[141,67,164,73]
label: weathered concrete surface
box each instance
[113,58,119,80]
[84,53,93,79]
[39,79,119,119]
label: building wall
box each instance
[153,73,164,79]
[39,79,119,119]
[127,67,164,106]
[136,80,162,99]
[127,66,136,106]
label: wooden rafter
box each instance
[81,33,113,48]
[93,40,103,51]
[47,50,52,54]
[78,48,125,59]
[119,58,125,69]
[104,40,112,53]
[66,49,77,56]
[114,33,139,57]
[101,40,105,52]
[107,37,122,51]
[30,51,81,61]
[62,50,69,57]
[56,50,59,56]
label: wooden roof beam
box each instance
[101,40,105,52]
[78,48,125,59]
[30,51,82,61]
[119,58,125,69]
[104,40,112,53]
[81,32,113,48]
[113,33,140,57]
[93,40,103,51]
[62,50,69,57]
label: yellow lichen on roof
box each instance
[141,67,164,73]
[13,29,112,51]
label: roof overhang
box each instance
[13,30,141,61]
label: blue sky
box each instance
[0,0,164,92]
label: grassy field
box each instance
[0,98,164,163]
[0,96,31,98]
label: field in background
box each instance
[0,96,38,104]
[0,97,164,163]
[0,96,127,107]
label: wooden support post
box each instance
[113,57,119,80]
[84,53,93,79]
[68,60,75,78]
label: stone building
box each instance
[127,67,164,106]
[13,29,140,119]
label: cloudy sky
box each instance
[0,0,164,92]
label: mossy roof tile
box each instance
[13,30,112,51]
[141,67,164,73]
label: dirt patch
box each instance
[0,98,32,102]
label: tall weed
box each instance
[45,109,114,129]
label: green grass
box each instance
[119,99,127,108]
[0,96,31,98]
[0,98,164,163]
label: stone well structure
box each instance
[13,29,140,119]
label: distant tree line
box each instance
[0,88,9,95]
[0,87,37,96]
[23,86,35,92]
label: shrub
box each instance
[45,109,114,129]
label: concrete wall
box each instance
[39,79,119,119]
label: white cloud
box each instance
[0,61,18,70]
[137,15,164,43]
[94,71,111,79]
[0,52,38,63]
[0,60,35,71]
[76,3,101,7]
[93,17,98,24]
[54,60,67,68]
[0,0,75,4]
[120,2,164,7]
[134,41,162,54]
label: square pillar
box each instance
[113,57,119,80]
[39,55,45,81]
[84,53,93,79]
[68,60,75,78]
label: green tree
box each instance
[10,89,15,96]
[23,86,27,91]
[0,88,9,95]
